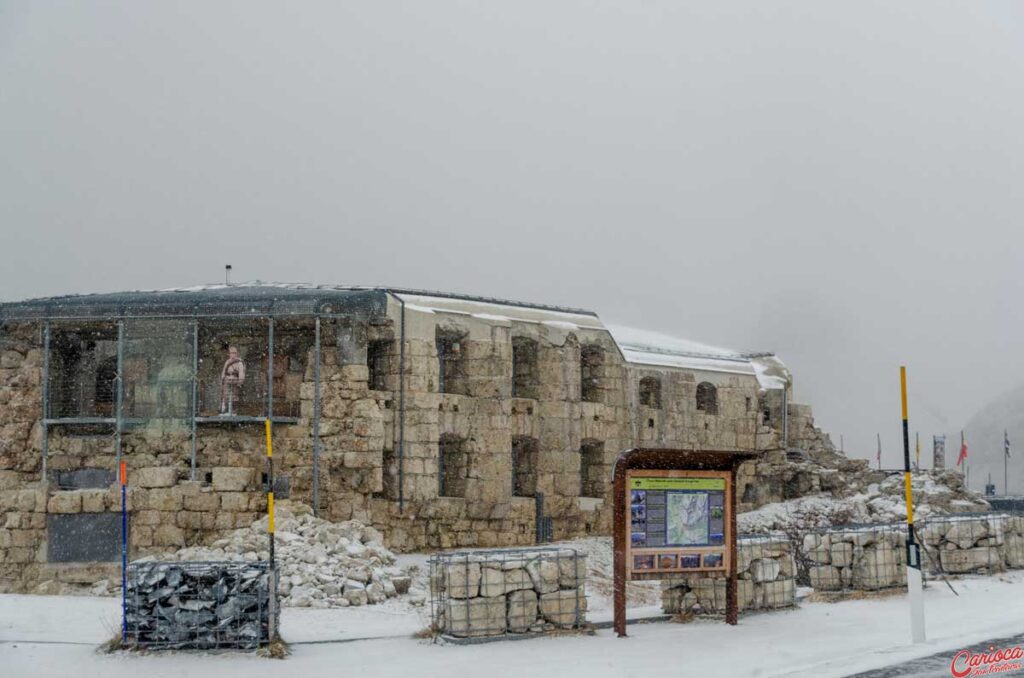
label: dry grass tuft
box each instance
[804,587,905,604]
[258,638,291,659]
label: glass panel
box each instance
[196,318,269,417]
[47,321,119,419]
[270,319,314,418]
[122,319,194,433]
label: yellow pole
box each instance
[265,418,277,642]
[265,419,275,542]
[901,366,925,643]
[902,369,912,525]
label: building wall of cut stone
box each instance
[1,303,796,591]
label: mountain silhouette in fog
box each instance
[964,382,1024,496]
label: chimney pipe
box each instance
[225,264,232,286]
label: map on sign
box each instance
[629,476,726,549]
[667,492,709,546]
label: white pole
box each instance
[908,563,926,643]
[900,367,925,644]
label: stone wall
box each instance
[661,535,796,615]
[367,304,776,552]
[431,548,587,638]
[1,303,798,592]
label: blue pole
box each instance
[120,461,128,644]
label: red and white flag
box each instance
[957,432,968,467]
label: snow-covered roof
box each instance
[393,292,604,330]
[606,324,790,389]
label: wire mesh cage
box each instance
[662,534,797,616]
[429,547,586,640]
[795,512,1024,593]
[800,522,908,592]
[917,512,1024,577]
[125,560,277,650]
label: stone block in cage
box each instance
[445,596,506,638]
[852,548,903,589]
[526,558,560,594]
[506,589,539,633]
[557,551,587,588]
[445,558,481,599]
[479,565,506,598]
[830,542,854,568]
[809,565,842,591]
[757,578,794,609]
[750,558,780,583]
[538,588,585,628]
[1005,534,1024,568]
[940,546,1000,574]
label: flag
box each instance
[1006,430,1012,459]
[957,432,968,467]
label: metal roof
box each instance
[0,282,596,320]
[0,282,787,385]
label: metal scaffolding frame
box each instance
[114,319,125,470]
[41,320,50,481]
[29,311,329,502]
[190,318,199,480]
[6,284,589,504]
[312,316,322,517]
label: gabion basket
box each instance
[125,560,276,650]
[429,547,587,641]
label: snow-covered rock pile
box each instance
[151,504,420,609]
[739,469,990,534]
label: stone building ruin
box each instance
[0,283,846,592]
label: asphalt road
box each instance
[845,632,1024,678]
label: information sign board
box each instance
[625,470,731,579]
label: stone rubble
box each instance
[142,503,422,609]
[125,561,272,649]
[738,469,990,535]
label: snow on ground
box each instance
[3,571,1023,678]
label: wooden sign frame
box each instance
[612,448,757,637]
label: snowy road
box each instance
[2,572,1023,678]
[847,631,1024,678]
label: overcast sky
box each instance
[2,1,1023,467]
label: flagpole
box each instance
[963,430,968,488]
[1005,430,1009,496]
[877,433,882,470]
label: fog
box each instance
[2,1,1023,469]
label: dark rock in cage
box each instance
[125,561,276,649]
